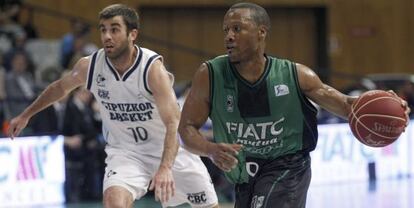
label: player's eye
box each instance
[233,25,241,33]
[223,27,229,34]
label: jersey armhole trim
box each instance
[292,62,318,114]
[86,51,98,90]
[143,55,162,95]
[206,61,214,116]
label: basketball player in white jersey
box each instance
[8,4,218,208]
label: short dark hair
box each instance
[99,4,140,32]
[229,2,271,31]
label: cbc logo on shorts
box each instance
[187,191,207,204]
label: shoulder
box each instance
[70,56,93,83]
[76,48,107,71]
[148,58,164,71]
[140,47,161,60]
[295,63,318,80]
[140,47,157,55]
[192,62,209,80]
[206,55,228,65]
[204,55,229,77]
[266,55,294,68]
[73,56,91,71]
[191,63,210,92]
[294,63,322,92]
[147,59,170,83]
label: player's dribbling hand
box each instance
[388,90,411,128]
[149,165,175,204]
[8,115,29,140]
[207,143,243,172]
[401,100,411,128]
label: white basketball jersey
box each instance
[86,46,167,157]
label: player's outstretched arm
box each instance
[147,59,179,203]
[8,57,90,139]
[296,63,357,119]
[178,63,242,172]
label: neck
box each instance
[233,53,266,83]
[109,44,137,75]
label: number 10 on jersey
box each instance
[127,126,148,143]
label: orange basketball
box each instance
[348,90,407,147]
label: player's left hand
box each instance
[401,100,411,127]
[149,165,175,203]
[388,90,411,127]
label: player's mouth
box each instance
[226,46,235,54]
[104,45,115,52]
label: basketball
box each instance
[348,90,407,147]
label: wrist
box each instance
[20,111,32,120]
[159,163,172,170]
[205,142,216,157]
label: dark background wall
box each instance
[23,0,414,89]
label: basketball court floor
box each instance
[62,176,413,208]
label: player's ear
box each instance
[129,29,139,42]
[258,25,267,40]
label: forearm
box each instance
[298,64,358,120]
[317,85,357,119]
[159,123,180,169]
[329,94,357,119]
[179,124,213,157]
[21,81,69,119]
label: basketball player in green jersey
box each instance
[178,2,411,208]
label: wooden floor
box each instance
[61,177,413,208]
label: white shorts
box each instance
[103,147,218,208]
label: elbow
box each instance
[177,127,190,150]
[177,123,188,144]
[180,142,193,152]
[178,123,195,150]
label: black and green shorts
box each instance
[234,152,311,208]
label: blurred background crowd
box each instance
[1,0,413,205]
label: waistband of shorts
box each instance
[246,151,310,167]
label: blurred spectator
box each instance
[28,68,65,136]
[60,19,97,69]
[0,0,23,22]
[343,78,376,96]
[36,65,62,89]
[29,99,67,136]
[66,32,98,69]
[16,5,38,39]
[62,87,104,203]
[4,51,37,125]
[0,52,6,101]
[0,53,6,136]
[0,29,12,54]
[0,0,25,54]
[3,32,35,74]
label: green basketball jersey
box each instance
[206,55,318,183]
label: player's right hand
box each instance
[207,143,243,172]
[8,115,29,140]
[149,165,175,203]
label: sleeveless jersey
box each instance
[86,46,167,157]
[206,55,318,183]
